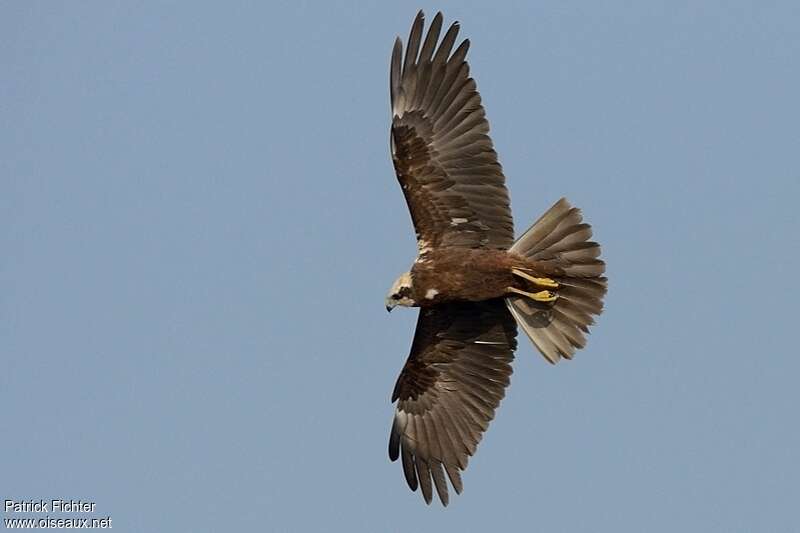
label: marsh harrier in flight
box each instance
[385,11,607,505]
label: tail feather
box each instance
[507,198,607,364]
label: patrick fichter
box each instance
[5,499,96,513]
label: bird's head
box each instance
[385,271,416,312]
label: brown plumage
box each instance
[385,11,607,506]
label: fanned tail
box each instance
[506,198,607,363]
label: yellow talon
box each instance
[532,278,559,289]
[507,286,558,303]
[511,269,559,289]
[531,290,557,302]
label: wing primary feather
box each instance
[445,463,464,494]
[427,55,466,117]
[411,14,443,112]
[439,398,475,465]
[448,38,470,68]
[429,409,462,469]
[419,12,443,64]
[403,67,419,115]
[403,11,425,78]
[420,414,443,465]
[415,456,434,504]
[388,412,405,461]
[420,60,447,112]
[401,440,418,491]
[410,62,430,111]
[390,37,403,110]
[432,22,460,66]
[430,460,450,506]
[414,414,432,469]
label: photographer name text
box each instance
[5,499,96,513]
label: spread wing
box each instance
[388,299,517,505]
[390,11,515,253]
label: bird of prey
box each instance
[384,11,608,506]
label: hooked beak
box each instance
[386,304,393,313]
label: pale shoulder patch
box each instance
[425,288,439,300]
[417,238,433,258]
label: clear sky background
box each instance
[3,1,799,531]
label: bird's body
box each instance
[407,249,553,305]
[384,11,608,506]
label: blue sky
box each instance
[2,1,799,531]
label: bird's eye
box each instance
[392,294,400,300]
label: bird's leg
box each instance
[506,286,558,303]
[511,269,559,289]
